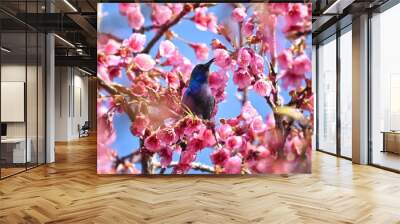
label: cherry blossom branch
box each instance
[134,25,162,33]
[265,63,279,110]
[114,150,142,169]
[98,78,136,121]
[142,3,200,54]
[153,161,215,173]
[286,85,312,108]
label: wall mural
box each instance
[97,3,313,175]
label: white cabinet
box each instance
[1,138,31,163]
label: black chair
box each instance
[78,121,90,138]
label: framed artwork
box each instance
[97,3,313,175]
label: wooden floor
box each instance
[373,150,400,171]
[1,167,26,177]
[0,135,400,224]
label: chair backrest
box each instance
[82,121,90,129]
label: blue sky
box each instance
[100,3,312,174]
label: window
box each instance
[371,3,400,171]
[317,36,337,154]
[339,27,352,158]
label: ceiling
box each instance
[0,0,96,73]
[312,0,390,43]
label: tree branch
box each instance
[142,3,200,54]
[153,161,215,174]
[134,25,162,34]
[114,150,142,170]
[286,86,312,108]
[98,78,136,121]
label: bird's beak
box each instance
[205,58,215,68]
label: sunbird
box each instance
[182,58,215,120]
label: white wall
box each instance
[1,64,46,164]
[55,66,69,141]
[54,67,89,141]
[1,65,42,137]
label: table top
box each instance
[381,131,400,134]
[1,138,28,143]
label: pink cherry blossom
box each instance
[209,70,229,89]
[187,138,205,151]
[166,72,180,89]
[217,124,233,140]
[242,19,254,36]
[97,105,116,147]
[97,148,114,174]
[283,3,310,34]
[210,148,230,166]
[214,49,233,69]
[152,4,172,26]
[193,7,207,31]
[144,134,162,152]
[241,101,258,121]
[233,68,253,89]
[126,33,146,52]
[267,3,289,15]
[224,156,242,174]
[250,116,267,134]
[266,14,278,28]
[278,49,293,70]
[166,3,183,15]
[190,43,209,61]
[119,3,139,16]
[184,118,203,136]
[212,88,227,103]
[131,81,147,97]
[280,70,305,90]
[232,7,247,22]
[200,128,216,147]
[130,114,149,136]
[175,57,193,81]
[157,128,178,145]
[284,134,303,159]
[175,148,197,172]
[250,54,264,75]
[193,7,218,33]
[109,67,121,81]
[226,136,244,150]
[134,54,155,71]
[98,65,111,83]
[105,55,121,67]
[253,79,272,96]
[288,3,309,21]
[159,147,173,168]
[206,14,218,33]
[103,39,120,55]
[292,54,311,74]
[127,7,144,30]
[237,47,252,68]
[164,50,184,66]
[159,40,176,58]
[256,145,271,158]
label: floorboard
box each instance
[0,135,399,223]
